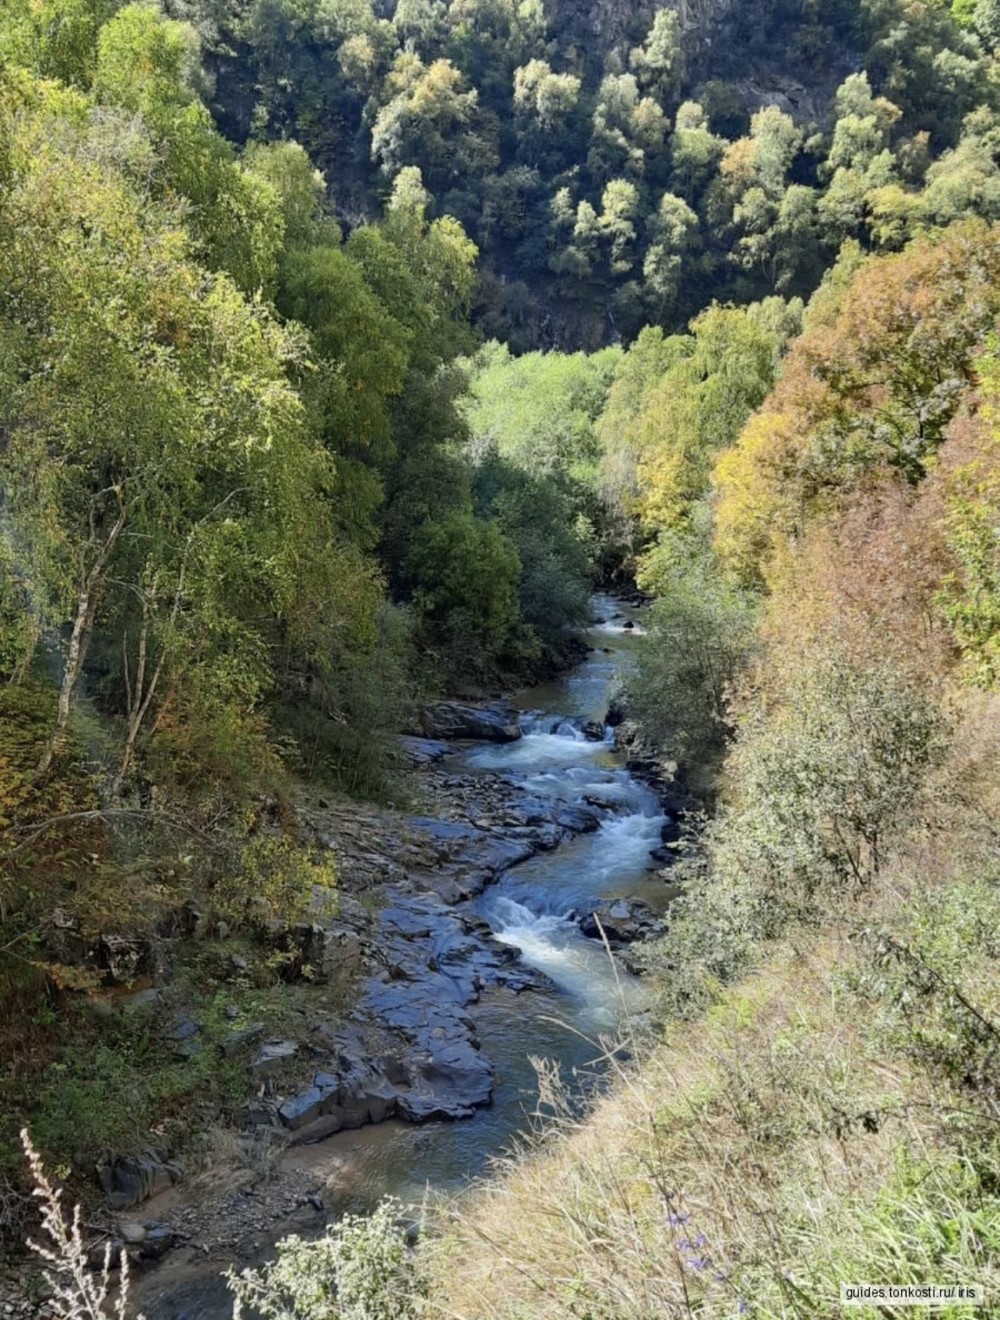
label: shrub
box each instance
[227,1199,426,1320]
[710,647,943,908]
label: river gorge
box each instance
[134,596,679,1319]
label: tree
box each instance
[406,512,521,671]
[713,221,1000,586]
[512,59,581,167]
[599,177,640,275]
[587,73,665,184]
[628,8,683,107]
[371,54,498,192]
[643,191,699,317]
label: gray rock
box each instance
[138,1226,176,1261]
[579,900,665,948]
[120,988,162,1014]
[97,1150,180,1211]
[249,1040,299,1071]
[220,1023,265,1056]
[399,736,452,765]
[278,1087,325,1130]
[415,700,522,743]
[119,1222,146,1244]
[166,1016,201,1043]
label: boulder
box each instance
[220,1023,265,1056]
[97,1149,180,1211]
[415,700,522,742]
[399,736,452,765]
[278,1086,326,1130]
[579,900,665,948]
[97,933,151,985]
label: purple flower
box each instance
[678,1234,707,1252]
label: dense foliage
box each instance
[96,0,1000,349]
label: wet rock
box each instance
[289,1112,346,1145]
[415,700,522,743]
[553,804,602,834]
[278,1087,325,1130]
[581,720,606,742]
[579,900,665,948]
[400,736,452,766]
[604,697,627,727]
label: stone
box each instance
[97,1150,180,1211]
[166,1016,201,1043]
[415,700,522,743]
[579,900,665,948]
[220,1023,265,1056]
[399,736,452,766]
[120,988,162,1014]
[242,1099,282,1129]
[119,1222,146,1245]
[98,934,150,985]
[249,1040,299,1071]
[278,1087,325,1130]
[289,1111,346,1145]
[138,1226,176,1261]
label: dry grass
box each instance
[421,928,990,1320]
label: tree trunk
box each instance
[35,496,126,777]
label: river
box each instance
[140,595,668,1318]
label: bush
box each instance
[709,648,943,909]
[227,1199,427,1320]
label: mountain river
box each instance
[139,595,670,1318]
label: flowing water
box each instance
[140,595,668,1317]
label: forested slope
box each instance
[151,0,1000,346]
